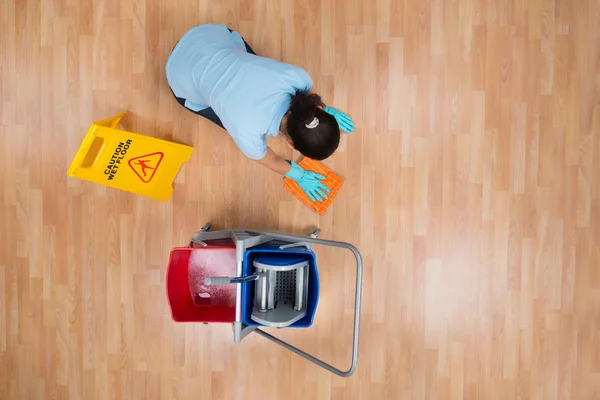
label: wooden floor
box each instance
[1,0,600,398]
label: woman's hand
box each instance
[254,147,329,202]
[324,107,355,134]
[284,161,330,202]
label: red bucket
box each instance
[166,243,237,323]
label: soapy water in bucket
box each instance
[188,250,237,307]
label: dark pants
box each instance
[171,31,256,129]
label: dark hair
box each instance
[285,92,340,160]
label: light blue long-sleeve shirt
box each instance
[166,24,313,160]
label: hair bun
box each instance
[291,92,324,126]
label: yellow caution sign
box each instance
[67,111,193,201]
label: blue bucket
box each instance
[241,242,319,328]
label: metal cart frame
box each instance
[189,227,364,377]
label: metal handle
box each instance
[203,277,233,285]
[204,273,264,286]
[247,230,363,378]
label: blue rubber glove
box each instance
[284,161,331,202]
[324,106,355,134]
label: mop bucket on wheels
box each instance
[165,226,363,377]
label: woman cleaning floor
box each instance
[166,24,354,202]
